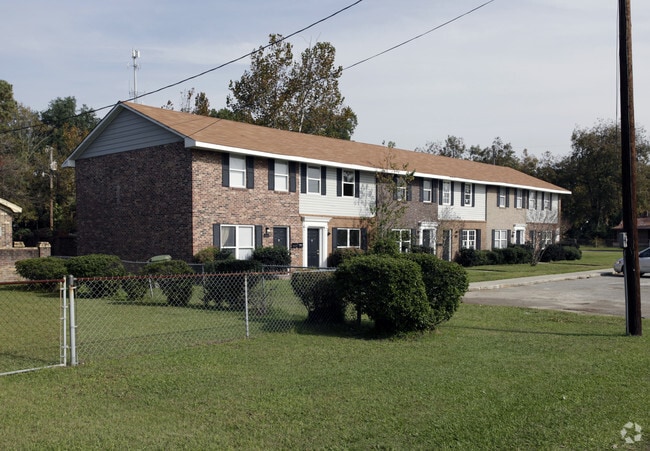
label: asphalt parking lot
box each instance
[463,270,650,317]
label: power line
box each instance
[344,0,496,70]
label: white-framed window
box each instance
[498,187,507,208]
[422,179,432,203]
[342,170,355,197]
[463,183,473,206]
[543,193,551,210]
[461,229,477,250]
[336,228,361,248]
[229,155,246,188]
[442,181,451,206]
[221,225,255,259]
[515,189,523,209]
[528,191,537,210]
[493,230,509,249]
[274,160,289,192]
[392,229,411,253]
[541,230,553,247]
[396,184,407,201]
[307,165,321,194]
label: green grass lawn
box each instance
[466,247,621,282]
[0,304,647,449]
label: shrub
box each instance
[540,244,565,262]
[64,254,126,298]
[291,271,345,323]
[140,260,195,306]
[15,257,67,281]
[203,259,263,310]
[563,246,582,261]
[252,246,291,266]
[327,248,364,267]
[193,247,233,263]
[454,248,487,267]
[370,237,400,256]
[121,277,148,302]
[336,255,433,334]
[410,245,436,254]
[404,254,468,325]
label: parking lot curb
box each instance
[468,269,611,292]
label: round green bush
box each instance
[140,260,195,306]
[203,259,263,310]
[64,254,126,298]
[15,257,67,281]
[193,247,234,263]
[327,248,364,267]
[563,246,582,261]
[404,253,468,325]
[336,255,433,334]
[290,271,345,323]
[121,277,148,302]
[370,237,400,256]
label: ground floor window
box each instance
[392,229,412,253]
[336,228,361,248]
[493,229,509,249]
[221,225,255,259]
[461,229,477,250]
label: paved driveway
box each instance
[463,270,650,317]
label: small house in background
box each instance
[0,198,51,281]
[613,212,650,249]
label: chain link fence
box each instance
[0,279,67,376]
[1,268,350,375]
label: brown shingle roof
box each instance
[117,102,571,194]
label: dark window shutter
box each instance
[321,166,327,195]
[289,162,297,193]
[255,225,263,248]
[268,159,275,190]
[221,154,229,187]
[476,230,482,250]
[450,182,455,205]
[433,179,438,204]
[361,228,368,251]
[460,183,466,206]
[459,229,465,250]
[332,227,338,249]
[213,224,221,248]
[506,188,510,207]
[355,170,360,198]
[507,230,512,244]
[246,156,254,189]
[406,183,412,201]
[336,168,342,197]
[438,180,443,204]
[492,229,496,248]
[472,184,476,207]
[496,187,500,207]
[300,163,307,193]
[393,175,398,201]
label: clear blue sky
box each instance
[3,0,649,157]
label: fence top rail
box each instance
[0,278,64,287]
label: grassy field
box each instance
[0,304,647,449]
[466,247,620,282]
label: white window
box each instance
[229,155,246,188]
[342,170,355,197]
[543,193,551,210]
[307,165,321,194]
[274,160,289,192]
[393,229,411,253]
[541,230,553,247]
[463,183,473,206]
[336,228,360,248]
[528,191,537,210]
[422,179,432,203]
[461,229,477,250]
[221,225,255,259]
[442,181,451,206]
[498,187,507,208]
[494,230,508,249]
[515,189,523,209]
[396,184,407,201]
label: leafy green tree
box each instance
[468,137,520,169]
[417,135,467,158]
[226,34,357,140]
[0,80,18,127]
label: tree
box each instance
[468,137,520,169]
[416,135,467,159]
[226,34,357,140]
[0,80,18,127]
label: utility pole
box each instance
[130,49,140,102]
[48,146,56,232]
[619,0,642,335]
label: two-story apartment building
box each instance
[63,102,570,266]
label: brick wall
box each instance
[0,242,51,282]
[76,142,194,261]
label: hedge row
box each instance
[454,244,581,267]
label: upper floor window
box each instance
[274,160,289,192]
[515,189,523,209]
[463,183,473,206]
[528,191,537,210]
[543,193,551,210]
[498,187,507,208]
[342,170,355,197]
[336,228,360,248]
[422,179,432,203]
[307,165,321,194]
[229,155,246,188]
[442,181,452,205]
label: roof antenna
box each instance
[129,49,141,103]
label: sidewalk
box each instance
[468,269,612,292]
